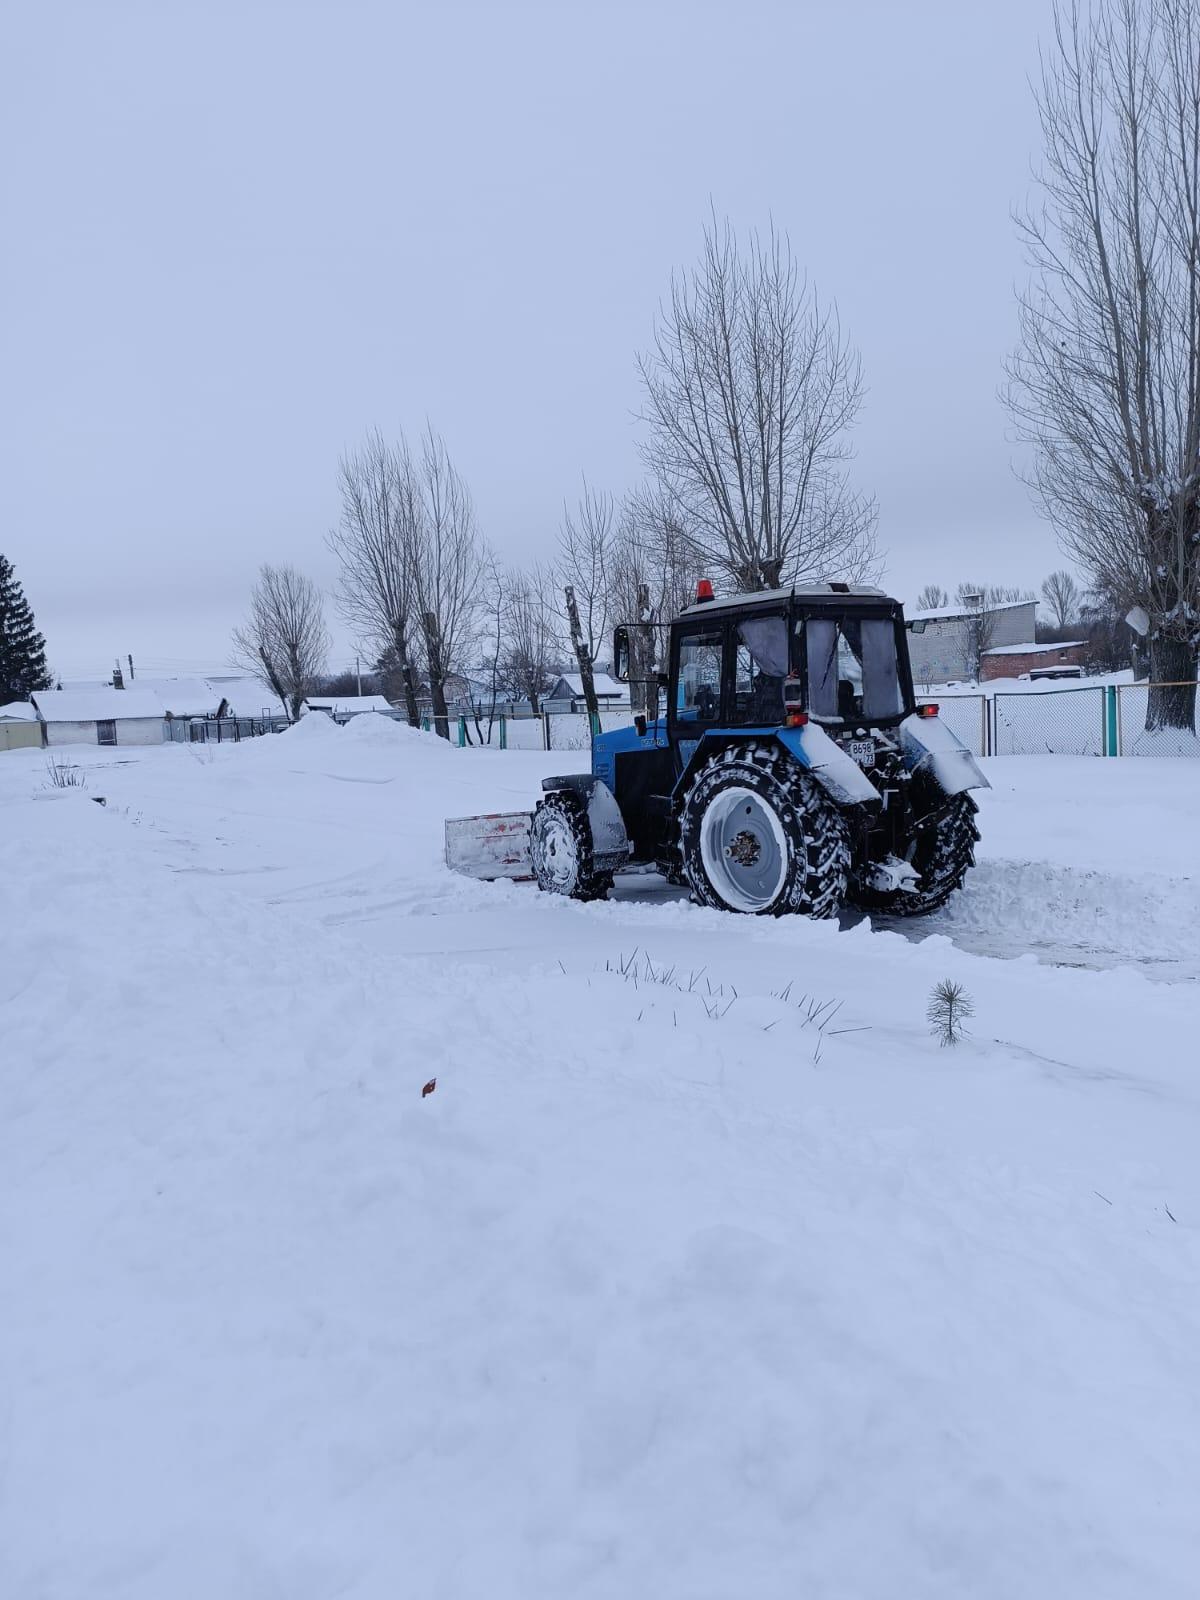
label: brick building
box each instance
[980,641,1088,681]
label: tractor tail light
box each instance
[917,702,939,718]
[695,579,715,603]
[782,676,806,727]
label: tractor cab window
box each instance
[731,615,789,723]
[803,616,906,724]
[676,627,723,723]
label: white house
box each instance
[31,689,169,748]
[907,598,1038,687]
[544,672,630,713]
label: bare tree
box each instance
[413,426,484,741]
[471,547,507,742]
[232,563,330,722]
[556,477,616,724]
[914,584,949,610]
[956,587,995,682]
[951,582,1035,679]
[608,486,704,713]
[1041,568,1081,628]
[499,564,561,714]
[638,215,878,592]
[327,431,422,726]
[557,478,614,661]
[1007,0,1200,730]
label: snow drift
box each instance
[1,739,1198,1599]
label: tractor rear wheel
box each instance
[680,744,849,918]
[853,790,980,917]
[529,791,613,902]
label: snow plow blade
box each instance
[444,812,533,881]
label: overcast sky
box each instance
[2,0,1062,679]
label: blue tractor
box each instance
[529,582,989,918]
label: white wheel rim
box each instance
[699,785,790,912]
[537,812,578,891]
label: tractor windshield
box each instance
[802,616,906,724]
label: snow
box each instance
[983,639,1086,656]
[30,687,167,722]
[208,674,284,717]
[2,730,1199,1598]
[934,671,1136,696]
[0,699,37,720]
[908,598,1035,622]
[130,676,229,717]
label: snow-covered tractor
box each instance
[527,582,988,918]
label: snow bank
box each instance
[282,708,342,739]
[339,712,451,751]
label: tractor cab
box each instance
[528,581,988,918]
[627,583,917,764]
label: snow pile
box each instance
[280,708,343,739]
[2,743,1199,1597]
[339,712,452,752]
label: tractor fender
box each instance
[671,727,880,810]
[775,724,882,806]
[541,774,631,870]
[898,713,991,795]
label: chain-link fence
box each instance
[434,710,638,750]
[992,686,1108,757]
[413,684,1200,758]
[931,695,988,757]
[1115,682,1200,755]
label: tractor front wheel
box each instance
[529,791,613,902]
[680,744,849,918]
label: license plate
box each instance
[847,738,874,768]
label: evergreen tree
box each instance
[0,554,52,700]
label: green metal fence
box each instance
[420,684,1199,757]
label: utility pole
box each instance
[356,655,361,696]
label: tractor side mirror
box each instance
[907,618,927,634]
[613,626,630,682]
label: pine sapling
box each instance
[927,978,973,1047]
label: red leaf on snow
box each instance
[421,1078,437,1099]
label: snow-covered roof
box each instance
[0,700,39,720]
[983,640,1086,657]
[304,695,395,716]
[31,689,167,723]
[132,677,228,717]
[212,677,283,715]
[679,583,887,616]
[908,598,1036,623]
[552,673,628,698]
